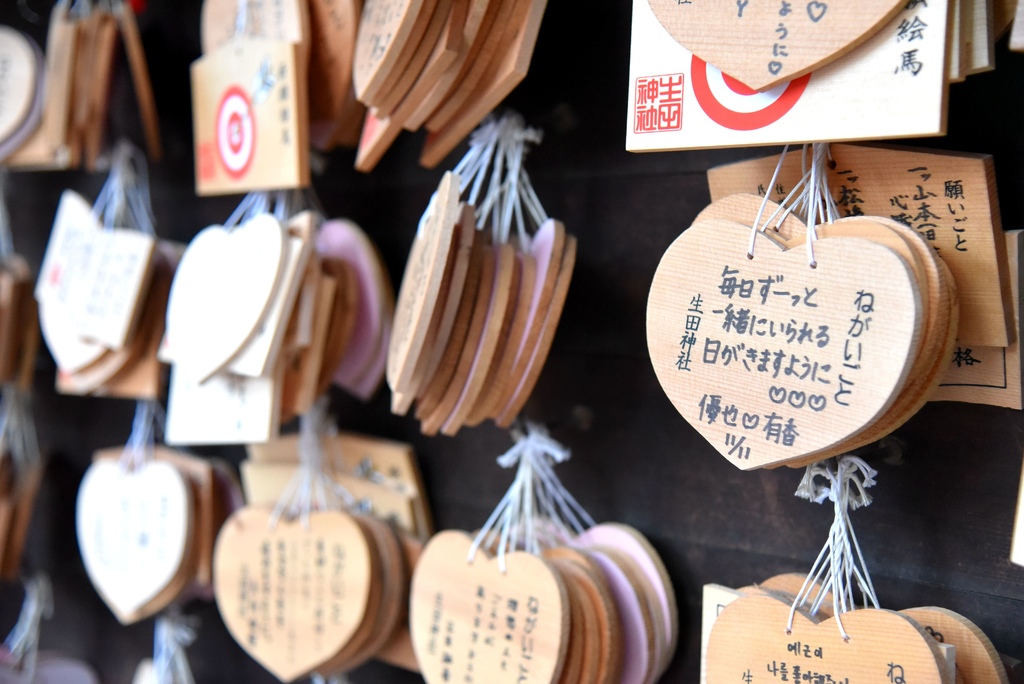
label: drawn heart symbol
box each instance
[645,0,906,90]
[707,594,948,683]
[212,507,373,682]
[807,2,828,22]
[75,460,194,623]
[410,531,570,684]
[647,219,921,469]
[164,215,286,382]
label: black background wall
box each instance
[0,1,1021,682]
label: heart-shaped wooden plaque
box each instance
[647,219,921,468]
[707,594,949,684]
[410,530,570,684]
[212,507,373,682]
[646,0,907,91]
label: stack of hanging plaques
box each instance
[163,199,395,446]
[352,0,551,170]
[35,190,172,401]
[7,2,161,169]
[77,446,242,624]
[410,523,679,684]
[387,172,576,435]
[647,192,959,470]
[701,575,1013,684]
[213,504,422,682]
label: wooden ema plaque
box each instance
[647,219,921,469]
[933,230,1023,409]
[706,594,950,684]
[213,507,374,681]
[626,0,949,152]
[410,531,569,684]
[707,144,1013,347]
[645,0,907,91]
[191,38,310,195]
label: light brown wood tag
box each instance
[353,0,428,103]
[419,0,548,169]
[933,229,1022,409]
[646,0,906,92]
[213,507,374,682]
[440,243,517,435]
[191,38,310,195]
[420,244,496,435]
[900,607,1009,684]
[410,530,570,684]
[466,252,537,427]
[388,171,461,400]
[423,0,515,132]
[308,0,362,136]
[363,0,442,112]
[377,0,459,117]
[545,547,623,684]
[708,144,1013,347]
[708,594,950,684]
[647,219,922,469]
[398,202,476,415]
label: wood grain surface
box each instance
[0,2,1021,683]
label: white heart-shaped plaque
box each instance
[164,214,286,381]
[75,460,193,623]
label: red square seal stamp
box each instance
[634,73,684,133]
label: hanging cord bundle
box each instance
[788,455,880,641]
[151,609,198,684]
[452,111,549,249]
[469,422,595,572]
[0,574,53,679]
[117,399,162,473]
[92,139,157,236]
[269,396,355,528]
[749,142,840,268]
[224,188,325,229]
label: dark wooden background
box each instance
[0,1,1022,682]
